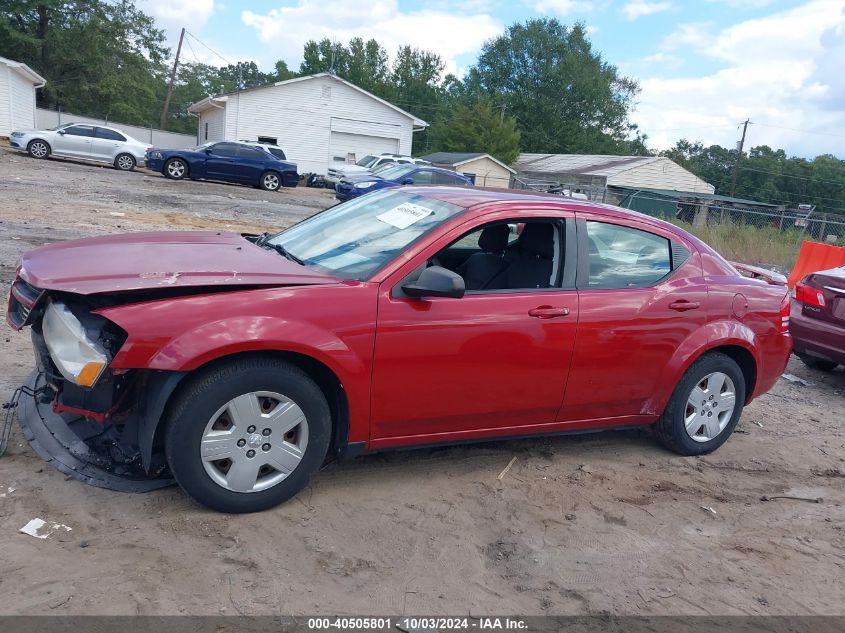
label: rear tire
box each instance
[27,139,50,159]
[796,353,838,372]
[164,157,188,180]
[260,170,281,191]
[652,352,745,456]
[165,357,331,513]
[114,153,136,171]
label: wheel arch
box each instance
[27,137,52,154]
[146,349,351,473]
[165,155,190,176]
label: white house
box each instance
[514,154,715,194]
[0,56,45,137]
[188,73,428,175]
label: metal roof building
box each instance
[513,153,715,195]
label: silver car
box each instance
[9,123,150,171]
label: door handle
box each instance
[668,300,700,312]
[528,306,570,319]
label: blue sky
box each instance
[140,0,845,158]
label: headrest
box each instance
[520,223,555,258]
[478,224,510,253]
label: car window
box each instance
[64,125,95,137]
[376,164,416,181]
[237,145,266,159]
[209,143,238,157]
[431,220,562,292]
[270,190,466,281]
[410,170,433,184]
[267,147,286,160]
[433,171,463,185]
[585,221,672,289]
[357,155,378,167]
[95,127,127,141]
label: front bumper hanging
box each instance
[5,370,173,493]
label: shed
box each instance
[513,153,714,198]
[188,73,427,175]
[419,152,516,188]
[0,56,45,137]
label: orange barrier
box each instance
[787,240,845,287]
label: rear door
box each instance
[559,217,707,423]
[53,124,95,159]
[234,145,269,184]
[92,127,127,162]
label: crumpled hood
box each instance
[18,231,337,295]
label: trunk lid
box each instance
[795,266,845,325]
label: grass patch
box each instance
[670,220,801,272]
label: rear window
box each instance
[267,148,286,160]
[585,221,673,289]
[96,127,127,141]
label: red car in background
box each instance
[6,187,792,513]
[791,266,845,371]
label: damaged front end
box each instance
[4,277,178,491]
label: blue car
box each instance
[335,164,473,201]
[146,141,299,191]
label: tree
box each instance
[217,61,271,90]
[0,0,168,125]
[462,18,640,155]
[272,59,297,82]
[430,100,521,164]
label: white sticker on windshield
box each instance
[376,203,433,230]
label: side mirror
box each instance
[204,148,212,154]
[57,130,66,135]
[402,266,465,299]
[401,177,414,185]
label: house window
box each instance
[204,123,208,140]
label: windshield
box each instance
[269,190,466,280]
[375,164,416,181]
[356,155,379,167]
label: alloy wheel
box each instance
[167,160,186,178]
[263,173,280,190]
[684,372,737,442]
[117,155,134,170]
[30,142,48,158]
[200,391,309,493]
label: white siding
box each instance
[199,106,225,143]
[9,69,36,131]
[455,157,512,188]
[219,75,416,174]
[0,66,10,135]
[607,157,714,194]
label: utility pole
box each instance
[729,118,750,198]
[160,27,185,131]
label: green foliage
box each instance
[0,0,168,126]
[661,140,845,215]
[430,100,521,164]
[462,18,640,155]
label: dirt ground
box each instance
[0,150,843,617]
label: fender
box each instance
[98,284,379,444]
[644,319,760,415]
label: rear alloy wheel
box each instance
[796,353,838,372]
[114,153,136,171]
[27,139,50,159]
[164,158,188,180]
[652,352,745,455]
[260,171,281,191]
[165,357,331,513]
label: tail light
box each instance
[779,293,790,333]
[794,281,826,307]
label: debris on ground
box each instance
[700,506,718,515]
[760,495,823,503]
[497,456,518,480]
[782,373,812,386]
[19,518,73,539]
[0,485,15,497]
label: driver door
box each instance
[53,125,95,159]
[369,214,579,448]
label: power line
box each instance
[184,30,232,66]
[752,121,845,141]
[739,165,845,187]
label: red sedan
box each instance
[6,187,792,513]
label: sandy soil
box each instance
[0,151,843,616]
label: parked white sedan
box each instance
[9,123,151,171]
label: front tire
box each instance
[260,170,281,191]
[27,139,50,159]
[652,352,745,456]
[164,357,331,513]
[164,157,188,180]
[114,153,136,171]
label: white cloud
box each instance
[241,0,502,77]
[641,51,683,68]
[622,1,672,20]
[140,0,217,31]
[533,0,594,16]
[633,0,845,157]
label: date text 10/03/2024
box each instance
[307,617,529,630]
